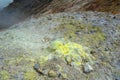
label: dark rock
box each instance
[34,63,40,70]
[90,50,96,54]
[34,63,44,75]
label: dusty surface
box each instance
[0,12,120,80]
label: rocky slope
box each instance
[0,12,120,80]
[5,0,90,15]
[6,0,120,15]
[0,0,91,29]
[81,0,120,14]
[1,0,120,29]
[0,0,120,80]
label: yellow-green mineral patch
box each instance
[52,20,106,47]
[0,70,10,80]
[49,39,95,66]
[37,56,49,65]
[24,71,37,80]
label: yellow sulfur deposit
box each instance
[51,40,69,55]
[50,39,95,66]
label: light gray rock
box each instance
[83,63,93,73]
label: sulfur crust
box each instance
[50,39,95,66]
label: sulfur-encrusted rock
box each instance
[65,56,72,65]
[48,70,57,77]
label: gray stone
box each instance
[83,63,93,73]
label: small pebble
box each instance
[83,63,93,73]
[48,70,57,77]
[65,56,72,65]
[34,63,43,74]
[34,63,40,70]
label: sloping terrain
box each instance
[0,12,120,80]
[5,0,91,15]
[81,0,120,14]
[6,0,120,15]
[0,0,120,80]
[0,0,91,30]
[1,0,120,29]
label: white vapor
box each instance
[0,0,13,10]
